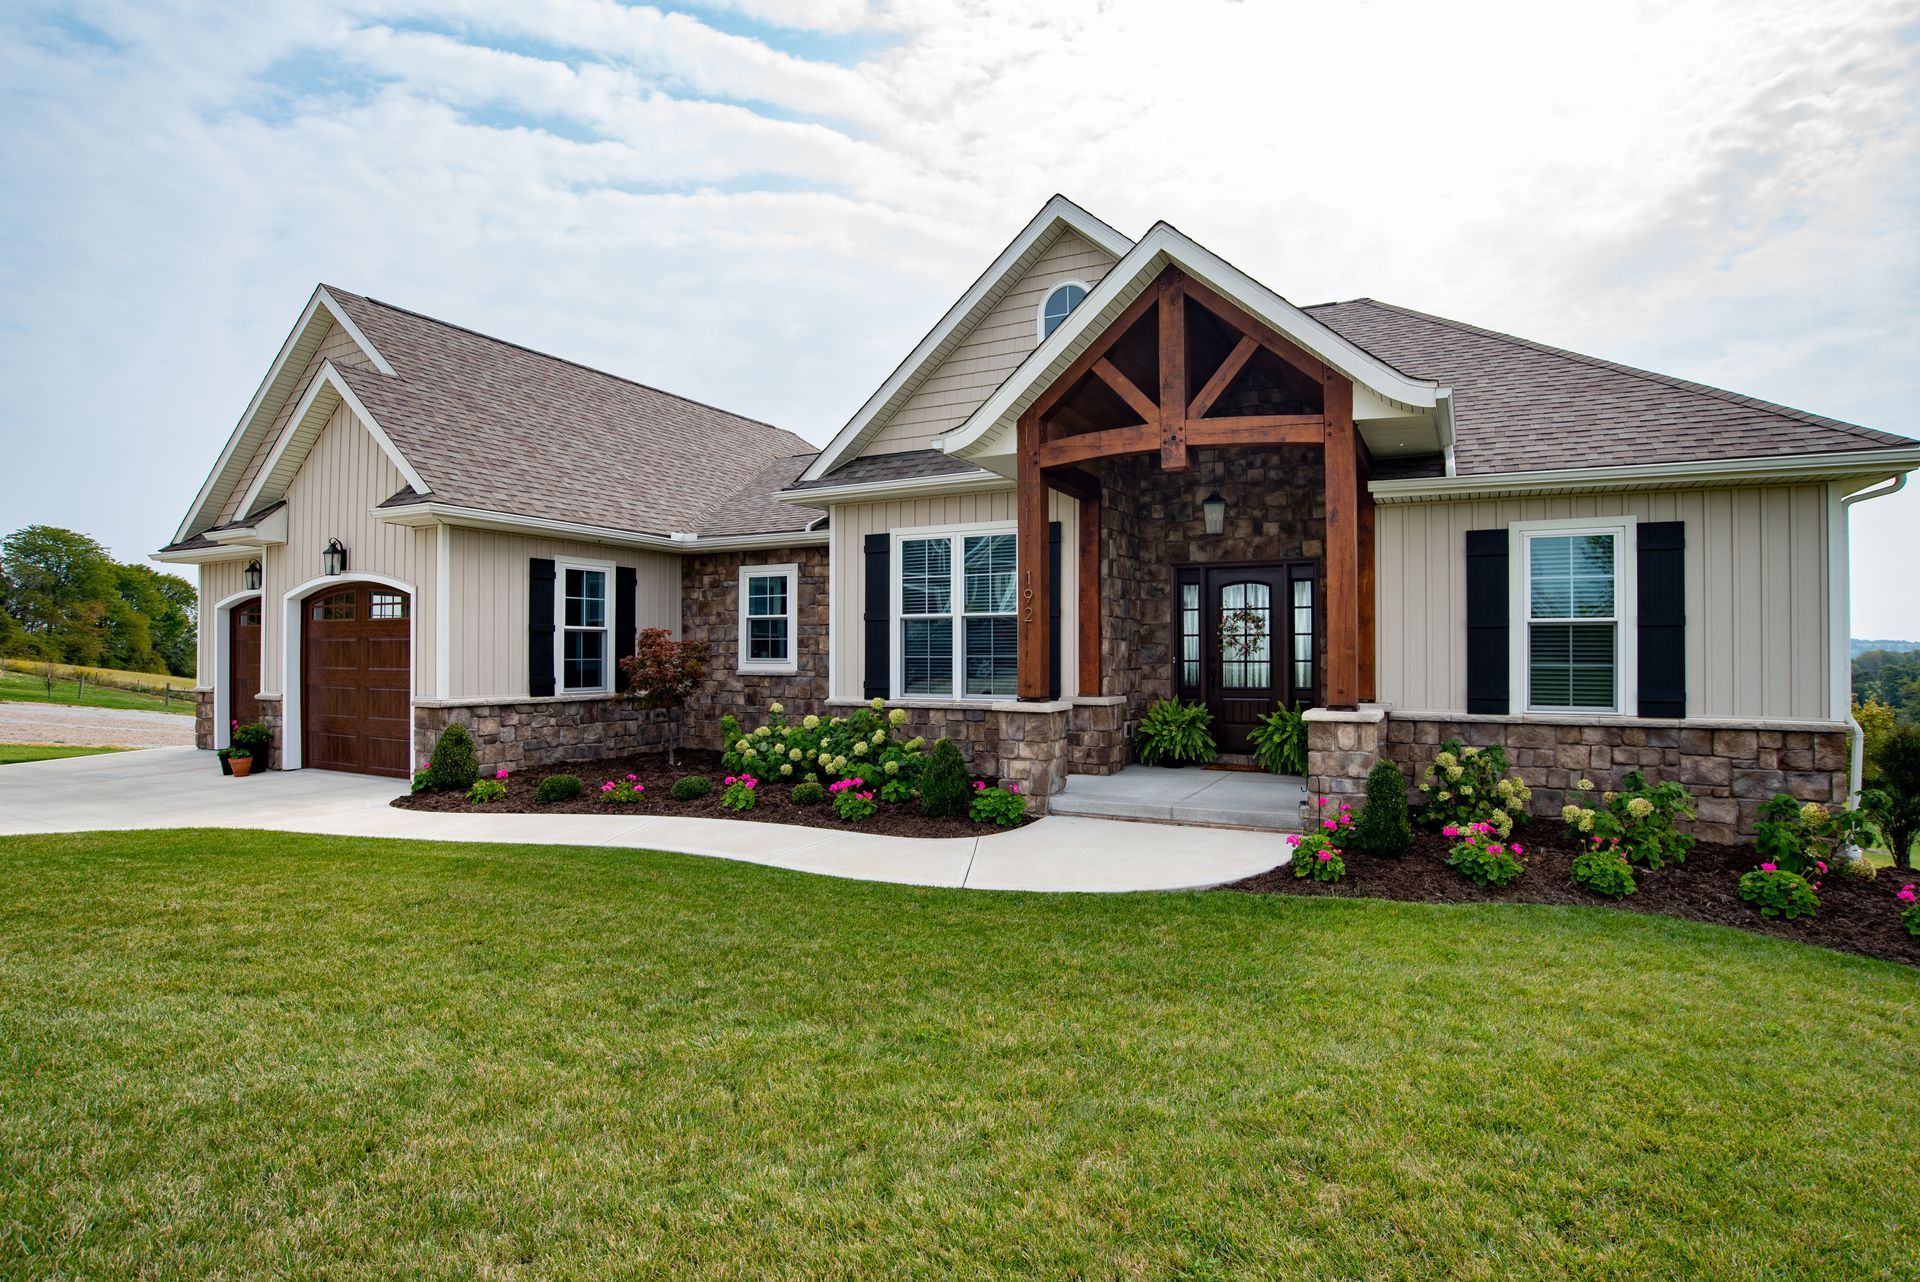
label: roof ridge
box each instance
[1332,297,1900,447]
[324,285,810,450]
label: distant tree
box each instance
[1855,698,1896,784]
[1853,650,1920,724]
[0,526,197,676]
[2,526,115,650]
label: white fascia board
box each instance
[152,544,257,565]
[799,196,1134,484]
[1368,448,1920,503]
[373,502,828,553]
[942,222,1445,460]
[233,363,429,518]
[774,470,1013,508]
[204,504,289,547]
[172,286,396,543]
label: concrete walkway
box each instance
[1050,765,1310,830]
[0,748,1291,893]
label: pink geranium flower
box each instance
[1323,819,1337,831]
[1759,862,1777,872]
[1317,850,1332,862]
[1008,783,1020,795]
[495,769,509,780]
[1897,884,1916,903]
[1442,825,1459,838]
[1511,845,1524,856]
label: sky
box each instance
[2,0,1916,635]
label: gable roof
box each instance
[1304,299,1914,474]
[797,195,1133,483]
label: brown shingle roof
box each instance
[1305,299,1914,475]
[696,453,823,538]
[781,449,996,492]
[325,289,816,537]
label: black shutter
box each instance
[1636,521,1686,718]
[1047,520,1062,700]
[1465,530,1509,714]
[613,565,637,693]
[863,533,889,699]
[529,558,556,697]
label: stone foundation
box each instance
[1307,709,1851,843]
[255,695,285,770]
[1067,698,1130,775]
[193,688,215,750]
[414,697,670,775]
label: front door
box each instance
[1174,562,1318,755]
[229,596,262,732]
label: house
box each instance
[159,196,1920,838]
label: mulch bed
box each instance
[391,749,1027,838]
[1225,830,1920,967]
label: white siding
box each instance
[195,559,251,682]
[827,487,1079,700]
[444,527,679,700]
[220,319,376,524]
[863,231,1119,457]
[1376,486,1834,721]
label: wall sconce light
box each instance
[243,558,262,591]
[321,538,348,577]
[1202,490,1227,536]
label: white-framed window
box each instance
[892,522,1019,700]
[1511,518,1637,714]
[556,560,611,693]
[1037,281,1089,341]
[738,563,799,675]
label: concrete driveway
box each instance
[0,748,1290,893]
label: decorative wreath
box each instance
[1218,606,1268,661]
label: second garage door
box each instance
[302,582,411,777]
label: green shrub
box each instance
[919,738,971,818]
[1444,823,1525,887]
[720,774,758,812]
[1247,705,1307,775]
[1134,698,1217,767]
[969,782,1027,827]
[1756,794,1875,879]
[1418,741,1531,836]
[422,722,480,793]
[1350,760,1414,857]
[1739,866,1819,920]
[1562,772,1696,869]
[1571,843,1638,899]
[1289,831,1346,882]
[535,774,583,804]
[670,775,712,802]
[467,778,507,805]
[791,780,825,806]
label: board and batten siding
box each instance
[827,487,1079,701]
[195,558,252,682]
[220,319,376,526]
[863,231,1120,457]
[1377,486,1834,722]
[443,528,679,700]
[257,403,438,697]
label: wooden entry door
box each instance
[301,582,411,777]
[229,596,262,731]
[1174,562,1318,755]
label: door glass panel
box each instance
[1292,578,1313,692]
[370,592,408,620]
[1180,583,1201,689]
[311,591,355,621]
[1218,582,1272,690]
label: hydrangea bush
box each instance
[1560,772,1695,869]
[1418,741,1532,836]
[1443,821,1525,887]
[722,700,924,796]
[1755,794,1872,879]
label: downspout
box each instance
[1839,474,1908,806]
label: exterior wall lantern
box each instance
[321,538,348,577]
[1202,490,1227,536]
[243,558,263,591]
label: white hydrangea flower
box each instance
[802,714,820,730]
[768,702,784,715]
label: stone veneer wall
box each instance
[680,545,829,751]
[256,694,285,770]
[1308,712,1851,844]
[414,698,669,774]
[193,688,215,750]
[1095,446,1325,724]
[828,700,1075,812]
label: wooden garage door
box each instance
[302,582,411,777]
[229,596,262,731]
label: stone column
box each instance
[1305,706,1386,801]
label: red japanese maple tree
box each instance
[620,627,707,766]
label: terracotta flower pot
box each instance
[230,756,255,777]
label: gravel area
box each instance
[0,702,196,748]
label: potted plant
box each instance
[217,719,238,774]
[230,722,272,775]
[228,746,254,777]
[1133,698,1217,768]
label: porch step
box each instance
[1050,766,1309,832]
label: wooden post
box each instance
[1323,374,1360,709]
[1158,276,1187,471]
[1016,408,1051,700]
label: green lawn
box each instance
[0,668,194,715]
[1,831,1915,1280]
[0,743,128,765]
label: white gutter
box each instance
[1370,447,1920,502]
[775,469,1011,508]
[370,500,828,552]
[1838,472,1909,809]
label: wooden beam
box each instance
[1180,273,1332,386]
[1036,423,1158,469]
[1323,373,1359,709]
[1158,276,1187,470]
[1041,464,1100,504]
[1078,489,1102,698]
[1092,358,1159,425]
[1187,333,1257,420]
[1357,443,1377,704]
[1184,416,1325,449]
[1016,408,1050,700]
[1030,286,1163,425]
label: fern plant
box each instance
[1247,704,1308,775]
[1134,698,1217,767]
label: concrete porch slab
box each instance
[1050,765,1309,831]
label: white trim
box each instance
[435,523,452,700]
[737,562,800,675]
[154,545,256,565]
[554,558,615,695]
[800,195,1133,483]
[204,504,288,547]
[1508,517,1638,717]
[1370,447,1920,503]
[372,500,828,553]
[888,519,1020,702]
[778,469,1013,509]
[280,571,417,772]
[314,286,396,377]
[208,589,262,750]
[826,511,842,701]
[1837,472,1908,805]
[234,362,429,519]
[1035,279,1090,343]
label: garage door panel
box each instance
[302,582,411,778]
